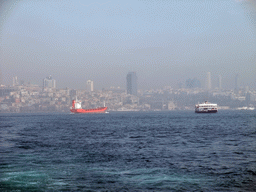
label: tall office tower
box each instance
[245,85,249,93]
[126,72,137,95]
[206,72,211,90]
[87,80,94,92]
[0,68,2,85]
[43,75,56,88]
[218,75,222,90]
[235,74,239,91]
[13,76,19,86]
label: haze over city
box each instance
[1,0,256,90]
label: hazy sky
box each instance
[0,0,256,90]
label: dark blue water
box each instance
[1,111,256,191]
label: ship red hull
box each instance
[70,107,108,113]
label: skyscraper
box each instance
[0,68,2,86]
[206,72,211,90]
[13,76,18,86]
[87,80,94,92]
[43,75,56,88]
[126,72,137,95]
[218,75,222,90]
[235,74,239,91]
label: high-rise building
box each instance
[235,74,239,91]
[126,72,137,95]
[13,76,18,86]
[206,72,211,90]
[43,75,56,88]
[0,68,2,86]
[185,78,201,88]
[87,80,94,92]
[218,75,222,90]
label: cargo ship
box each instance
[195,101,218,113]
[70,98,107,113]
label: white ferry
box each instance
[195,101,218,113]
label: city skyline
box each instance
[1,71,253,92]
[0,0,256,90]
[1,75,255,113]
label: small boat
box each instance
[70,98,107,114]
[248,107,255,110]
[237,106,255,110]
[195,101,218,113]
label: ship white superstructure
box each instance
[195,101,218,113]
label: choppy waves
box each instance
[1,111,256,191]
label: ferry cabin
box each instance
[195,102,218,113]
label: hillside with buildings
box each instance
[0,73,255,113]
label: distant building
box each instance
[218,75,222,89]
[70,89,77,98]
[43,75,56,89]
[235,74,239,92]
[245,85,249,93]
[185,78,201,88]
[0,68,2,86]
[126,72,137,95]
[13,76,19,86]
[87,80,94,92]
[206,72,211,90]
[246,92,251,106]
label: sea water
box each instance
[1,111,256,191]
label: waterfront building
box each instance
[126,72,137,95]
